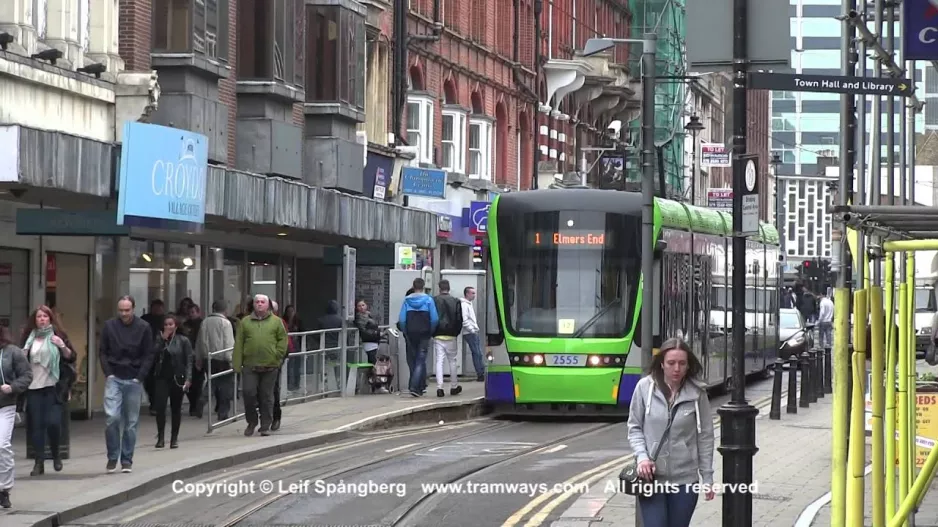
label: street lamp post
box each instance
[583,33,657,376]
[583,35,656,527]
[685,114,704,206]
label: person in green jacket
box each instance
[233,294,287,437]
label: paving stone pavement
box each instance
[0,382,483,527]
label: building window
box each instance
[406,95,434,164]
[32,0,47,39]
[238,0,304,86]
[441,110,466,173]
[306,5,366,107]
[468,117,493,179]
[153,0,230,62]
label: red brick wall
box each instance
[221,1,238,167]
[405,1,534,189]
[118,0,151,71]
[120,1,239,167]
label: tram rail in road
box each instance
[502,389,785,527]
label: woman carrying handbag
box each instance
[152,316,193,449]
[621,337,715,527]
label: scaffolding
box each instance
[626,0,686,198]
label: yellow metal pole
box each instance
[831,286,851,527]
[907,254,917,485]
[883,239,938,252]
[898,283,911,526]
[847,289,868,526]
[886,256,898,517]
[871,285,886,527]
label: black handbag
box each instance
[619,409,676,497]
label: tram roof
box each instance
[834,204,938,241]
[494,189,779,245]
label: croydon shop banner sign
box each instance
[117,122,209,233]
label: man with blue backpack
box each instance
[398,278,438,397]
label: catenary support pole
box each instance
[831,0,857,525]
[637,32,657,527]
[717,0,758,525]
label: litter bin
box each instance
[25,403,70,460]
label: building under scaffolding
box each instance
[626,0,686,198]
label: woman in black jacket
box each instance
[152,315,193,449]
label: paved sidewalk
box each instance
[554,394,834,526]
[0,383,483,527]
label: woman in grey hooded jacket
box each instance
[626,338,715,527]
[0,325,33,508]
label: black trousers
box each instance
[187,367,205,416]
[153,377,184,440]
[26,387,61,460]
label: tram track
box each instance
[215,420,623,527]
[215,419,524,526]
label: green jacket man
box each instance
[232,304,288,373]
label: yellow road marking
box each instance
[503,392,780,526]
[502,455,631,527]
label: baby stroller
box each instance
[368,328,396,393]
[369,354,394,393]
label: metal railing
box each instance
[205,325,395,433]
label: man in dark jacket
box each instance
[398,278,438,397]
[99,295,155,473]
[432,280,463,397]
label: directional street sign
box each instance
[748,72,913,97]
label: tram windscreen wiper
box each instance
[571,298,621,338]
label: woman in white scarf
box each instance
[20,305,75,476]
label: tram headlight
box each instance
[589,355,601,366]
[532,354,544,365]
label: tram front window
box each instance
[497,209,641,338]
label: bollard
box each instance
[814,349,825,399]
[807,350,818,404]
[800,351,811,408]
[770,358,784,420]
[787,353,799,414]
[824,347,833,394]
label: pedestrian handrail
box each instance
[205,325,396,433]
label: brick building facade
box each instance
[402,0,633,191]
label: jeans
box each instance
[0,406,15,490]
[26,387,61,461]
[104,377,143,465]
[405,334,430,394]
[210,359,233,419]
[242,368,278,430]
[153,377,184,440]
[434,338,459,388]
[463,332,485,378]
[818,321,833,350]
[637,484,700,527]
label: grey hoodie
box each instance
[0,344,32,409]
[626,375,715,486]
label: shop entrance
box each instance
[45,252,91,419]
